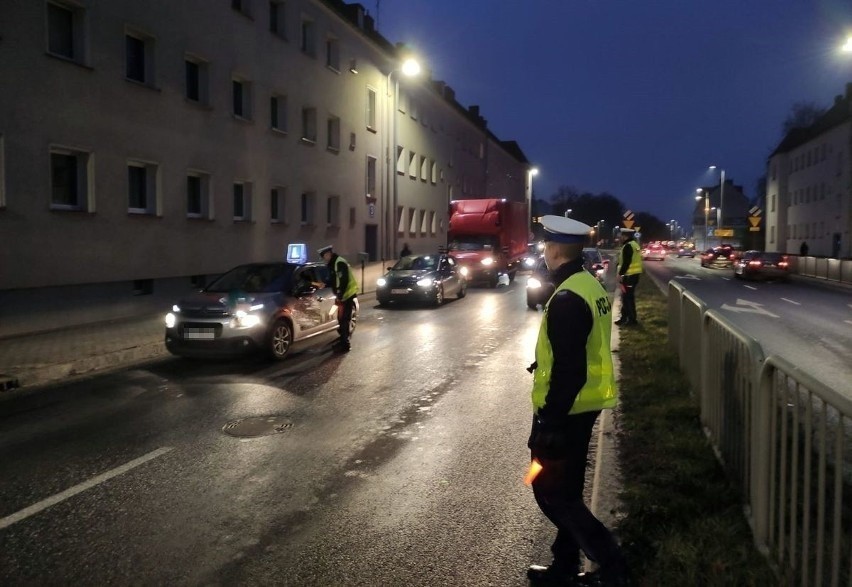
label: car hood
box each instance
[175,290,279,313]
[450,251,491,263]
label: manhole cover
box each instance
[222,416,294,438]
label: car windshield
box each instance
[448,235,496,251]
[393,255,439,271]
[205,264,295,293]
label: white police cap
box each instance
[318,245,334,256]
[540,215,592,244]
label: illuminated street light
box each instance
[564,208,573,217]
[709,165,725,234]
[386,57,422,259]
[695,188,709,249]
[842,35,852,53]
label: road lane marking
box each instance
[720,299,779,318]
[781,298,801,305]
[744,285,757,290]
[673,274,700,280]
[0,447,174,530]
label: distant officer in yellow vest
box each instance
[615,227,643,326]
[319,245,359,353]
[526,215,631,586]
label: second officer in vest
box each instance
[615,227,643,326]
[526,215,631,586]
[319,245,359,353]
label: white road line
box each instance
[846,321,852,326]
[744,285,757,290]
[781,298,801,305]
[0,446,173,530]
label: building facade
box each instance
[0,0,530,335]
[691,179,752,250]
[765,83,852,258]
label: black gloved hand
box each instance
[528,420,570,459]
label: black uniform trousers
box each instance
[619,274,640,323]
[337,296,356,347]
[530,410,628,579]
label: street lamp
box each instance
[527,167,539,238]
[385,57,421,260]
[709,165,725,234]
[564,208,573,217]
[669,219,676,242]
[842,35,852,53]
[695,188,709,250]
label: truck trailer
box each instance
[447,198,529,287]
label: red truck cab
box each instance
[447,198,528,287]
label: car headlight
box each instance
[165,312,177,328]
[377,277,387,287]
[416,277,434,287]
[232,310,262,328]
[527,277,542,289]
[481,257,494,266]
[524,257,535,267]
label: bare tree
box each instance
[782,101,825,135]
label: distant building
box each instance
[0,0,530,335]
[691,180,751,250]
[765,83,852,258]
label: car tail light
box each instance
[748,260,762,267]
[779,261,788,268]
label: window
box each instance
[396,146,405,175]
[185,56,209,104]
[271,94,287,132]
[366,156,377,199]
[50,147,92,211]
[419,209,427,234]
[232,0,251,17]
[366,88,377,131]
[233,182,252,221]
[327,116,340,151]
[429,210,437,235]
[270,186,285,223]
[408,151,417,178]
[300,18,315,56]
[125,31,154,85]
[300,192,315,225]
[186,172,211,219]
[127,161,158,215]
[232,78,252,119]
[771,194,776,212]
[47,1,86,63]
[407,207,416,234]
[327,195,340,226]
[430,160,438,184]
[325,36,340,70]
[420,156,428,181]
[0,134,4,209]
[269,1,286,37]
[301,107,317,142]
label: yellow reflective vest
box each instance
[333,256,359,300]
[531,271,617,415]
[617,240,643,276]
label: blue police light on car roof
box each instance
[286,243,307,264]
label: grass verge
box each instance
[614,277,777,586]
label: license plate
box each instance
[390,289,409,294]
[184,327,215,340]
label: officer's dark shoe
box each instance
[578,568,634,586]
[331,341,350,353]
[527,564,583,586]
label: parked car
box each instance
[676,247,696,258]
[642,243,667,261]
[700,244,738,268]
[165,262,356,360]
[733,250,790,281]
[376,252,467,306]
[583,247,608,284]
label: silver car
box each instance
[165,262,357,360]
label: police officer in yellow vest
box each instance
[615,227,643,327]
[319,245,359,353]
[526,216,631,587]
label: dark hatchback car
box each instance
[526,253,606,310]
[733,250,790,281]
[165,262,356,360]
[376,253,467,306]
[701,244,738,268]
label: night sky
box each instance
[376,0,852,228]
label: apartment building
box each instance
[765,83,852,258]
[691,180,752,250]
[0,0,531,335]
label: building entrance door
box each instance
[365,225,378,261]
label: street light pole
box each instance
[696,188,709,250]
[385,58,421,260]
[527,167,539,239]
[710,165,725,235]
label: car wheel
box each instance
[527,301,537,310]
[377,298,388,307]
[457,280,467,299]
[488,274,499,288]
[349,307,358,336]
[434,286,444,306]
[508,270,516,283]
[269,319,293,360]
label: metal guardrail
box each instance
[668,286,851,585]
[791,256,852,286]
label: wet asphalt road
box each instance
[0,279,585,586]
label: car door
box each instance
[290,265,332,336]
[441,255,459,296]
[312,264,338,331]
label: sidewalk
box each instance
[0,261,389,392]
